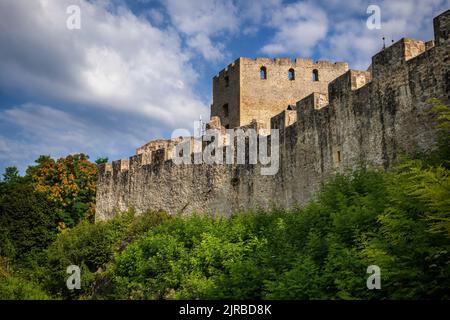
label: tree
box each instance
[26,154,97,227]
[2,167,20,183]
[95,157,108,165]
[0,177,57,260]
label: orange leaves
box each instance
[29,153,98,226]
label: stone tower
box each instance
[211,57,349,129]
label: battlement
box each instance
[214,58,240,80]
[96,9,450,221]
[212,55,349,129]
[434,9,450,45]
[213,57,349,81]
[112,159,129,176]
[295,92,329,113]
[136,137,183,165]
[238,57,348,69]
[371,38,430,78]
[328,70,372,101]
[271,106,297,130]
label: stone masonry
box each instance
[96,10,450,221]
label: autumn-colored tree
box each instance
[26,154,97,227]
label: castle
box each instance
[96,10,450,221]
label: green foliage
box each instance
[40,209,171,299]
[2,158,449,299]
[26,153,97,227]
[423,98,450,168]
[95,157,109,165]
[0,100,449,300]
[0,175,57,261]
[2,166,20,183]
[0,275,50,300]
[106,162,450,300]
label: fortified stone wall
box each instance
[211,57,348,129]
[239,58,348,129]
[96,10,450,221]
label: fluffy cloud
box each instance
[162,0,239,61]
[261,2,328,56]
[0,103,144,171]
[0,0,208,127]
[317,0,450,69]
[259,0,449,69]
[1,0,449,173]
[0,0,210,172]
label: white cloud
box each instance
[161,0,239,61]
[260,2,328,56]
[0,0,208,129]
[317,0,450,70]
[163,0,238,36]
[0,103,143,171]
[187,34,226,62]
[0,0,213,172]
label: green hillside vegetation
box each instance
[0,100,449,300]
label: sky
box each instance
[0,0,449,174]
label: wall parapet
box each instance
[96,9,450,221]
[434,9,450,45]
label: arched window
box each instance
[288,68,295,81]
[312,69,319,81]
[260,66,267,80]
[223,103,229,117]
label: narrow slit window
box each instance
[288,68,295,80]
[260,66,267,80]
[223,103,229,117]
[337,150,341,162]
[225,76,229,87]
[312,69,319,81]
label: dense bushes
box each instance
[0,101,449,300]
[105,164,449,300]
[1,153,449,300]
[1,161,449,299]
[0,174,57,261]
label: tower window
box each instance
[225,76,229,87]
[260,66,267,80]
[312,69,319,81]
[223,103,229,117]
[288,68,295,80]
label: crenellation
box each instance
[371,38,428,78]
[296,92,329,113]
[96,10,450,221]
[219,56,349,129]
[271,109,298,130]
[112,159,129,177]
[98,163,112,175]
[434,9,450,45]
[350,70,371,90]
[129,154,142,170]
[274,57,293,65]
[425,40,435,50]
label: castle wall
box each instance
[211,60,240,128]
[96,10,450,221]
[239,58,348,128]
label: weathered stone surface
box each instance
[96,10,450,222]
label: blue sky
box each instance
[0,0,449,174]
